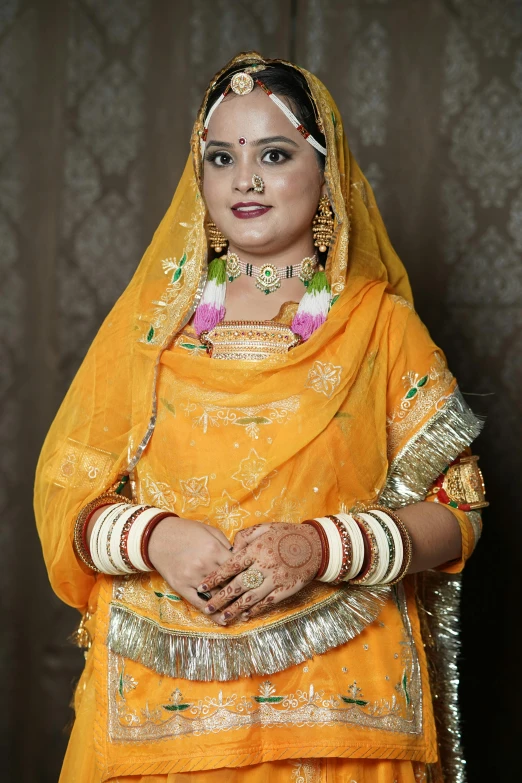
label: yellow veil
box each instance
[34,52,414,609]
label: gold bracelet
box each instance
[73,492,132,572]
[366,505,413,585]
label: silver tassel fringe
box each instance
[418,572,466,783]
[379,390,484,509]
[107,585,389,682]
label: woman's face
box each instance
[202,87,325,257]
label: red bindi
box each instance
[239,137,246,145]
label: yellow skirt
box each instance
[60,665,427,783]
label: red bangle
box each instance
[328,515,353,583]
[302,519,329,579]
[141,512,177,570]
[119,506,152,572]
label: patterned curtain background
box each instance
[1,1,520,780]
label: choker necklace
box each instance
[194,254,332,344]
[226,252,318,295]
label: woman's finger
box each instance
[197,549,253,592]
[241,592,278,620]
[205,524,233,550]
[231,524,269,552]
[218,582,273,623]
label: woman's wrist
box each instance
[147,515,181,571]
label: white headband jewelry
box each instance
[200,69,327,158]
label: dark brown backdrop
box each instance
[1,1,521,781]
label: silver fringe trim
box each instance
[418,572,466,783]
[107,586,389,682]
[379,389,484,509]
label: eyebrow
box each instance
[206,135,299,150]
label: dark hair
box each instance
[206,62,326,169]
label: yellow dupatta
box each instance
[34,53,482,779]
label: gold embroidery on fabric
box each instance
[213,490,250,533]
[138,473,177,511]
[107,586,422,742]
[305,361,343,398]
[290,758,322,783]
[182,396,301,438]
[51,438,116,488]
[389,294,415,311]
[179,475,211,512]
[231,448,275,499]
[386,352,454,455]
[140,190,207,346]
[263,487,305,524]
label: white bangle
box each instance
[91,504,127,574]
[366,508,404,584]
[336,513,365,580]
[126,507,166,572]
[315,516,343,583]
[109,504,149,573]
[357,512,390,585]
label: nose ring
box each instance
[252,174,265,194]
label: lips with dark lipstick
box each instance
[231,202,272,219]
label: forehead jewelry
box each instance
[252,174,264,193]
[200,67,327,157]
[238,137,247,145]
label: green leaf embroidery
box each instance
[163,703,191,711]
[118,672,124,699]
[402,673,411,706]
[146,325,154,342]
[160,397,176,415]
[417,375,429,387]
[235,416,271,426]
[172,266,183,283]
[154,590,181,601]
[179,253,187,267]
[340,696,368,706]
[154,591,165,598]
[253,695,284,704]
[405,387,418,399]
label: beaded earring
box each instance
[312,195,335,253]
[207,220,228,254]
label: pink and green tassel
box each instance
[194,256,227,336]
[291,268,332,341]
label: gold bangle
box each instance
[366,505,413,585]
[73,492,132,572]
[349,514,380,585]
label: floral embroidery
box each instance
[184,396,300,438]
[179,475,211,512]
[108,662,418,741]
[213,490,250,533]
[305,360,342,398]
[231,449,274,499]
[386,352,454,455]
[139,474,176,512]
[290,758,322,782]
[263,487,305,524]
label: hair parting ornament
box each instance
[199,66,328,158]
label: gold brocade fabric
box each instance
[34,53,483,780]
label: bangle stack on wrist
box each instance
[73,496,176,574]
[303,505,412,586]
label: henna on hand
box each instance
[199,523,322,623]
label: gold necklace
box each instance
[225,252,318,295]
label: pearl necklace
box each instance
[225,252,318,295]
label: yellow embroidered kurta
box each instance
[34,53,483,783]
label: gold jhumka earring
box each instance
[207,220,228,254]
[312,195,334,253]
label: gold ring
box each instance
[241,568,264,590]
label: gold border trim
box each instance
[107,585,389,682]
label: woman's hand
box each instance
[197,522,322,624]
[148,516,234,625]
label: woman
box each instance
[34,52,487,783]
